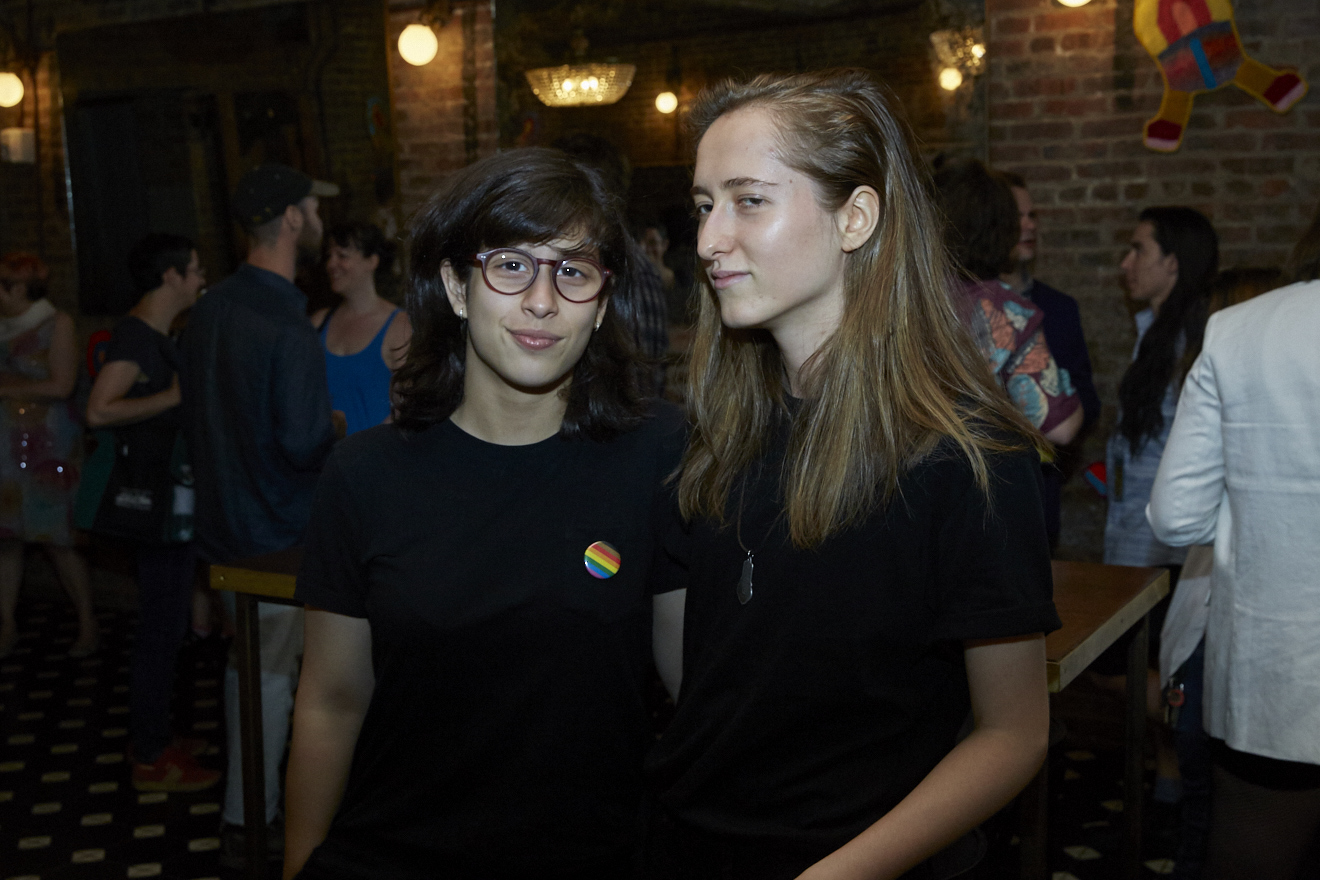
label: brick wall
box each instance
[986,0,1320,558]
[387,1,497,224]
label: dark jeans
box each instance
[129,541,196,763]
[1172,638,1210,880]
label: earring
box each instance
[594,319,602,331]
[458,309,465,319]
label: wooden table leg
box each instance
[234,592,268,880]
[1018,761,1048,879]
[1122,612,1149,880]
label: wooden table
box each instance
[212,552,1167,880]
[210,548,301,880]
[1018,560,1170,880]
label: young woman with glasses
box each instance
[283,148,685,880]
[643,70,1058,880]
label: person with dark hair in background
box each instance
[1095,205,1219,820]
[0,252,96,660]
[1149,204,1320,880]
[311,222,412,435]
[552,133,669,395]
[932,157,1083,448]
[999,171,1101,548]
[283,147,684,880]
[86,233,217,791]
[179,163,342,866]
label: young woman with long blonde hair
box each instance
[645,69,1059,880]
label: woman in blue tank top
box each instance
[313,223,412,434]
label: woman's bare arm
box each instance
[797,634,1049,880]
[283,608,375,879]
[86,360,180,427]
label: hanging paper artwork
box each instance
[1133,0,1307,152]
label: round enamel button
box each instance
[584,541,621,579]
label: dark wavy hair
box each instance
[931,157,1020,281]
[327,221,397,288]
[127,233,195,295]
[1117,206,1218,453]
[392,147,648,440]
[1287,200,1320,283]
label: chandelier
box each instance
[930,26,987,91]
[526,62,635,107]
[525,32,634,108]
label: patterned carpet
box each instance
[2,600,1180,880]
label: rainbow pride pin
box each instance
[584,541,621,579]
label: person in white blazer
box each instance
[1146,208,1320,880]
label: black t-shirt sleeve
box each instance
[296,451,369,617]
[928,445,1062,642]
[104,317,174,398]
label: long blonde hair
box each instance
[678,69,1045,548]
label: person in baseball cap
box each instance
[180,162,344,865]
[231,163,340,233]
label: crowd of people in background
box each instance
[0,64,1316,880]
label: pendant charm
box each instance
[737,553,754,605]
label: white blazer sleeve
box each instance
[1146,323,1225,547]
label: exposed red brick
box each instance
[1033,9,1111,33]
[1030,36,1056,53]
[996,16,1032,35]
[1042,96,1111,116]
[1011,121,1076,140]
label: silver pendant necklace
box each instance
[735,477,756,605]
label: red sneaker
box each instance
[132,745,221,792]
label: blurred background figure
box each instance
[932,156,1083,447]
[1096,205,1219,822]
[999,171,1101,549]
[85,233,218,793]
[0,252,96,660]
[312,222,411,435]
[1148,204,1320,880]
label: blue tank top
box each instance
[319,307,399,436]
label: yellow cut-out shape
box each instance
[1134,0,1308,151]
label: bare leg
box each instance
[43,544,98,654]
[0,539,22,656]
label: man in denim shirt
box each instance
[179,163,341,865]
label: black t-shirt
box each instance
[646,419,1061,859]
[296,404,685,880]
[104,315,180,433]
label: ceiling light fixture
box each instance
[398,23,439,66]
[0,72,24,108]
[526,33,634,107]
[655,91,678,114]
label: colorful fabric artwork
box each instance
[1134,0,1307,151]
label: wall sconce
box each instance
[0,72,24,108]
[398,24,439,66]
[525,33,634,107]
[655,91,678,114]
[397,1,452,66]
[930,27,987,92]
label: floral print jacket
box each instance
[958,279,1081,436]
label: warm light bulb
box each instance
[398,24,439,66]
[939,67,963,91]
[655,91,678,114]
[1056,0,1092,6]
[971,43,986,59]
[0,72,23,108]
[562,78,577,92]
[583,76,599,91]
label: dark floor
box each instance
[2,601,1182,880]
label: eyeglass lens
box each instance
[482,249,604,302]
